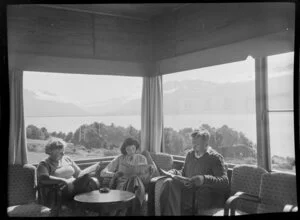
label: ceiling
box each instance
[38,4,189,21]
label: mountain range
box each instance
[24,73,293,117]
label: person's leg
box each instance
[195,187,213,215]
[160,179,183,215]
[181,187,194,215]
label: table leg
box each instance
[74,203,86,216]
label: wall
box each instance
[152,3,294,60]
[7,5,153,76]
[152,3,295,75]
[6,3,295,76]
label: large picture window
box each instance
[163,57,257,165]
[267,52,295,173]
[23,71,142,164]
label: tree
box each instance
[40,127,49,140]
[26,125,43,140]
[64,132,73,142]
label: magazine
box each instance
[78,162,99,178]
[159,168,191,184]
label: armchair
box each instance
[37,179,68,216]
[226,172,297,214]
[98,152,174,216]
[38,173,101,216]
[149,164,267,216]
[222,165,268,216]
[7,164,51,217]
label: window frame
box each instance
[161,53,296,172]
[265,52,295,173]
[23,72,143,163]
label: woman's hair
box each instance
[120,137,140,155]
[191,128,210,142]
[45,139,65,155]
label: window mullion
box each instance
[255,57,271,171]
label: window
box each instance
[23,71,142,164]
[163,57,257,165]
[267,52,295,173]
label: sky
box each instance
[24,73,143,106]
[163,52,294,83]
[23,52,294,106]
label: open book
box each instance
[159,168,191,184]
[122,163,152,178]
[78,162,99,178]
[117,163,154,185]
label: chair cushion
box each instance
[7,203,51,217]
[230,165,267,213]
[257,172,297,213]
[150,152,173,171]
[8,164,37,206]
[154,177,172,215]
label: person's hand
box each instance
[173,175,191,185]
[190,175,205,187]
[172,175,182,182]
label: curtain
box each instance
[9,69,28,165]
[141,75,164,153]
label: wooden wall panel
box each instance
[152,13,176,60]
[7,5,153,62]
[94,15,152,61]
[7,5,94,58]
[153,3,295,61]
[156,30,294,75]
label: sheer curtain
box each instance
[141,75,164,153]
[9,69,28,165]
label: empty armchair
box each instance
[223,165,268,216]
[7,164,51,217]
[257,172,297,213]
[226,171,297,214]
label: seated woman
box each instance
[37,139,99,208]
[37,139,81,201]
[100,137,153,215]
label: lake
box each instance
[25,113,295,158]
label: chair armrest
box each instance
[148,176,170,216]
[37,180,66,215]
[283,204,298,212]
[224,191,260,216]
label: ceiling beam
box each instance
[35,4,149,21]
[172,3,191,11]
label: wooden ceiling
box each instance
[7,3,295,76]
[38,4,188,21]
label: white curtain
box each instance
[9,69,28,165]
[141,75,164,153]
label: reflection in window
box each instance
[23,71,142,164]
[267,52,295,173]
[163,57,257,165]
[269,112,295,172]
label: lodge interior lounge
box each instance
[6,3,299,217]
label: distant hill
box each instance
[106,73,293,115]
[24,73,293,116]
[24,89,89,117]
